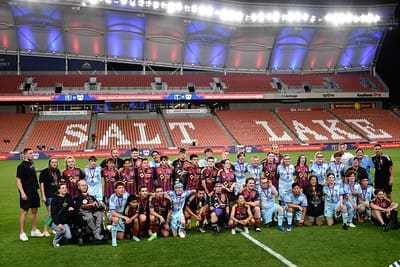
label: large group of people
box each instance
[16,143,399,248]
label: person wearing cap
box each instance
[209,182,229,235]
[84,155,103,202]
[166,182,192,238]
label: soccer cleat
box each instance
[278,225,285,232]
[19,232,29,241]
[132,236,141,242]
[243,226,249,234]
[342,224,348,230]
[347,223,356,228]
[148,233,157,241]
[53,243,60,248]
[94,234,104,240]
[287,225,292,232]
[43,231,50,237]
[382,224,388,232]
[213,228,218,236]
[186,219,192,229]
[231,228,237,235]
[112,239,118,247]
[49,229,56,235]
[178,230,186,238]
[198,228,205,233]
[31,229,43,237]
[255,227,261,232]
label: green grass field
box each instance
[1,150,399,267]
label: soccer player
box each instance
[209,183,229,235]
[343,171,360,227]
[261,152,278,191]
[149,185,172,239]
[348,148,374,185]
[102,158,120,201]
[259,177,285,230]
[294,154,310,190]
[167,182,192,238]
[346,157,368,184]
[51,183,74,247]
[309,152,329,185]
[201,157,219,196]
[184,186,208,233]
[370,189,399,231]
[217,160,236,209]
[119,158,137,196]
[100,148,124,170]
[75,179,104,240]
[303,175,325,226]
[247,155,263,188]
[323,172,350,230]
[233,151,248,194]
[276,154,295,204]
[239,177,261,232]
[271,144,283,165]
[123,194,140,241]
[137,185,152,239]
[109,181,130,247]
[229,194,253,234]
[17,148,43,241]
[330,143,353,170]
[215,151,232,170]
[149,150,162,168]
[61,156,85,199]
[285,183,308,231]
[371,143,394,200]
[327,152,345,186]
[128,147,143,169]
[172,148,191,184]
[84,155,103,202]
[357,177,375,222]
[155,155,174,192]
[39,157,61,236]
[185,154,202,191]
[137,158,155,193]
[198,148,216,168]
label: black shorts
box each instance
[20,191,40,210]
[375,183,392,194]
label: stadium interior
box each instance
[0,0,399,154]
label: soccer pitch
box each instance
[1,150,399,267]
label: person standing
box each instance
[16,148,44,241]
[39,157,61,237]
[84,156,103,202]
[371,144,394,200]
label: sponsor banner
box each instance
[41,110,89,116]
[276,107,323,112]
[165,109,208,114]
[330,102,376,109]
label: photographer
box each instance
[75,179,104,240]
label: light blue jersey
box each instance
[310,162,329,185]
[85,166,103,202]
[276,164,295,200]
[358,185,375,203]
[327,161,345,185]
[109,191,129,215]
[343,182,361,204]
[167,190,192,215]
[323,183,343,204]
[285,192,308,207]
[247,164,263,188]
[233,160,248,193]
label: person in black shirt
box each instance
[51,183,74,247]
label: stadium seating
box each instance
[0,75,26,94]
[24,120,90,151]
[165,118,233,147]
[95,119,168,149]
[276,108,366,144]
[216,110,297,145]
[0,113,34,151]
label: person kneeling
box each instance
[109,182,130,246]
[370,189,399,232]
[229,194,253,234]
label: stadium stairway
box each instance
[157,112,174,147]
[16,113,39,152]
[213,114,239,146]
[87,113,97,149]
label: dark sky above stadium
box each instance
[231,0,398,5]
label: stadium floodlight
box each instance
[120,0,128,6]
[144,0,151,7]
[191,4,198,14]
[88,0,98,5]
[104,0,112,4]
[137,0,144,7]
[153,1,159,9]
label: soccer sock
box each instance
[278,213,284,226]
[342,212,349,224]
[212,223,217,231]
[254,218,260,228]
[133,225,139,237]
[150,222,157,233]
[348,210,355,223]
[111,223,117,241]
[287,212,293,225]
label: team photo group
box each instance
[16,143,399,248]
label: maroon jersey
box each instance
[137,167,155,192]
[130,157,143,169]
[61,168,85,199]
[201,167,219,194]
[150,195,172,219]
[242,189,260,203]
[102,168,120,199]
[119,168,137,196]
[371,198,392,209]
[155,166,174,192]
[124,203,139,218]
[138,195,150,215]
[217,169,236,201]
[233,204,251,220]
[262,162,279,188]
[185,165,202,191]
[295,165,309,189]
